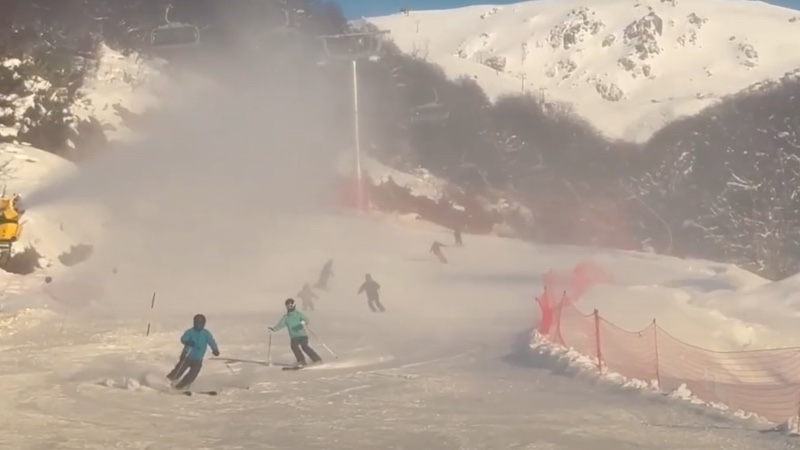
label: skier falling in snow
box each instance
[166,314,220,390]
[297,283,318,311]
[358,273,385,312]
[269,298,322,368]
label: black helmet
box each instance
[193,314,206,329]
[285,298,296,311]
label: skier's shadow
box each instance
[210,357,293,367]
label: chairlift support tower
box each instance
[317,30,390,211]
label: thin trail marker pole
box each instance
[145,292,156,336]
[267,331,273,366]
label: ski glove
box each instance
[212,349,220,357]
[300,321,306,326]
[185,340,196,347]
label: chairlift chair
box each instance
[287,8,308,27]
[410,88,449,125]
[150,5,200,49]
[270,7,304,36]
[316,30,390,64]
[410,103,450,125]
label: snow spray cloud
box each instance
[30,51,353,315]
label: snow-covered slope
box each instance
[2,210,800,447]
[368,0,800,142]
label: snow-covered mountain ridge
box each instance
[368,0,800,142]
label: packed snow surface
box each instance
[1,208,800,448]
[368,0,800,141]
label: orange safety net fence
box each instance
[535,261,800,425]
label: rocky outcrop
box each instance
[547,7,606,50]
[623,12,664,60]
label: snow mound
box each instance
[369,0,800,141]
[689,271,800,347]
[92,371,173,393]
[95,375,144,391]
[138,371,173,391]
[0,308,55,337]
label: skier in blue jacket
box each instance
[269,298,322,367]
[167,314,220,390]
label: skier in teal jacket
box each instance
[167,314,220,390]
[269,298,321,367]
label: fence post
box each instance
[593,308,602,373]
[653,318,661,390]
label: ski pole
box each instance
[305,326,338,359]
[267,331,273,366]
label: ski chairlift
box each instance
[316,30,390,64]
[0,191,24,267]
[270,7,307,37]
[285,8,308,28]
[150,5,200,49]
[410,88,450,125]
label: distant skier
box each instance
[454,226,463,246]
[166,314,220,390]
[430,241,448,263]
[358,273,385,312]
[269,298,322,367]
[297,283,318,311]
[314,258,334,290]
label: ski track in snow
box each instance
[1,311,797,450]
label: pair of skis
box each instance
[176,389,218,396]
[167,383,218,396]
[167,379,218,396]
[282,361,324,371]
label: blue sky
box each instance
[336,0,800,18]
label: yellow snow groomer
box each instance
[0,193,24,265]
